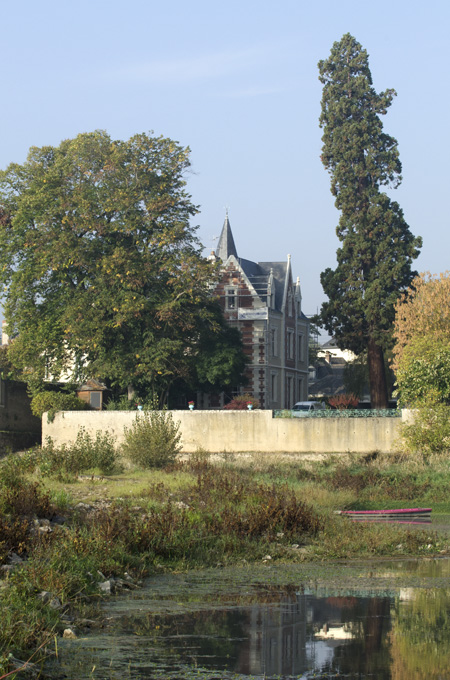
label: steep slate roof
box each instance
[244,261,287,312]
[216,215,238,261]
[217,216,299,314]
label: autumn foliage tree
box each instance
[317,34,422,408]
[0,130,247,402]
[393,272,450,405]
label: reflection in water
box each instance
[390,589,450,680]
[51,561,450,679]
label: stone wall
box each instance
[42,410,403,454]
[0,380,41,452]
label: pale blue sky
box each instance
[2,0,449,324]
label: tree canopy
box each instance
[317,34,422,408]
[393,272,450,405]
[0,130,247,401]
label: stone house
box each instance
[0,378,41,452]
[202,216,309,409]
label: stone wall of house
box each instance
[0,380,41,452]
[43,410,403,454]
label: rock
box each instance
[262,555,272,562]
[98,579,113,594]
[75,502,94,512]
[63,628,77,639]
[37,591,62,609]
[8,552,24,565]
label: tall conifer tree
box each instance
[318,34,422,408]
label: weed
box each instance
[39,429,118,477]
[400,402,450,458]
[1,481,52,518]
[186,446,211,472]
[122,411,181,469]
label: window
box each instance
[287,329,294,360]
[90,392,101,409]
[271,372,278,401]
[226,288,236,310]
[286,376,293,407]
[270,327,277,357]
[298,334,304,362]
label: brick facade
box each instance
[201,217,309,409]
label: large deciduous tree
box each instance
[317,34,422,408]
[0,130,246,402]
[393,272,450,405]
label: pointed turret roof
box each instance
[216,214,238,262]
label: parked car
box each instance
[292,401,326,416]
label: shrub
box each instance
[122,411,182,469]
[395,338,450,406]
[39,428,118,477]
[223,393,260,410]
[31,390,88,420]
[328,393,359,410]
[105,395,137,410]
[401,400,450,458]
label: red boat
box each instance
[337,507,432,521]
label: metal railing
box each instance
[273,409,400,419]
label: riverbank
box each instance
[1,449,450,676]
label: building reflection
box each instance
[231,591,375,677]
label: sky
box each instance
[1,0,449,330]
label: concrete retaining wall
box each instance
[42,410,403,454]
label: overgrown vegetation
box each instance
[121,411,182,469]
[392,272,450,457]
[0,448,449,674]
[400,401,450,458]
[30,390,88,420]
[39,429,118,477]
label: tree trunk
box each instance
[367,337,388,409]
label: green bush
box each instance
[31,391,88,419]
[401,401,450,458]
[122,411,182,469]
[105,395,137,410]
[395,338,450,406]
[40,428,118,477]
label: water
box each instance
[49,557,450,679]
